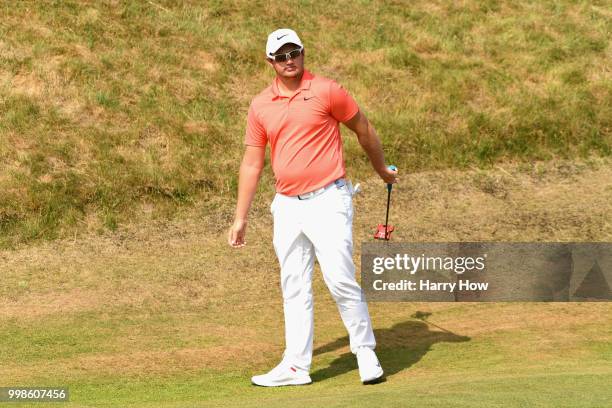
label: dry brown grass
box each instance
[1,0,610,250]
[2,158,610,311]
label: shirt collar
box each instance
[271,69,313,99]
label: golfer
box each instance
[228,28,398,386]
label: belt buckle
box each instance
[334,178,346,188]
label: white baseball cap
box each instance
[266,28,303,58]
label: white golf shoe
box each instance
[251,360,312,387]
[356,347,384,384]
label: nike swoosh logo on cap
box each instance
[277,34,288,40]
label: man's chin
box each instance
[282,69,302,78]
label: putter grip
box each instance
[387,165,397,192]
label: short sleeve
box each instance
[329,80,359,123]
[244,103,267,146]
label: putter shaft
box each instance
[384,187,391,240]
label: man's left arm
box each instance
[343,110,398,185]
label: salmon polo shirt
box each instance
[245,70,359,196]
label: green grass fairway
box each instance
[2,302,611,408]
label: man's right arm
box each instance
[228,145,266,248]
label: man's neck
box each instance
[276,72,303,97]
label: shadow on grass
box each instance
[311,311,470,382]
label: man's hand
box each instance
[379,165,399,185]
[228,219,248,248]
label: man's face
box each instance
[267,43,305,79]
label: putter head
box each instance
[374,224,394,240]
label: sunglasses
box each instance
[270,47,303,62]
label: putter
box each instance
[374,165,397,241]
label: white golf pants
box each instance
[271,179,376,371]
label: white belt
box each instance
[295,179,346,200]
